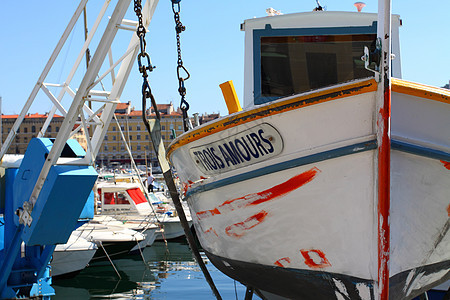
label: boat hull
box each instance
[51,248,97,278]
[168,79,450,299]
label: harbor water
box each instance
[52,240,261,299]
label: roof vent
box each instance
[354,2,366,12]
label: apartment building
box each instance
[1,102,219,168]
[1,113,66,154]
[96,101,184,168]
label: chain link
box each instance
[133,0,159,120]
[172,0,191,132]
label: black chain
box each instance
[134,0,160,121]
[172,0,190,132]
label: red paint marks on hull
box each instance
[441,160,450,170]
[300,249,331,269]
[196,167,320,220]
[274,257,291,268]
[225,210,268,238]
[204,227,218,237]
[447,204,450,217]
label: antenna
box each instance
[354,2,366,12]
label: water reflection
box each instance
[53,241,250,299]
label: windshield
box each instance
[260,34,376,99]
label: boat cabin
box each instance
[98,182,161,215]
[241,11,402,108]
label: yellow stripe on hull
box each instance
[167,78,377,157]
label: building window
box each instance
[104,146,108,151]
[31,126,36,133]
[129,126,133,131]
[178,125,182,130]
[145,145,149,150]
[162,125,165,130]
[24,137,28,142]
[121,146,125,151]
[162,135,165,140]
[104,135,108,140]
[113,146,116,151]
[24,127,28,133]
[137,145,141,150]
[145,135,149,140]
[112,126,116,131]
[121,126,125,131]
[113,136,116,141]
[137,135,141,140]
[48,126,51,132]
[56,127,59,132]
[17,127,20,133]
[170,123,174,130]
[137,125,141,131]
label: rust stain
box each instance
[225,210,268,238]
[196,167,320,220]
[447,204,450,217]
[274,257,291,268]
[300,249,331,269]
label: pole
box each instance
[83,5,93,139]
[376,0,391,299]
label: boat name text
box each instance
[189,123,283,175]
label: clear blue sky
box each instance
[0,0,449,117]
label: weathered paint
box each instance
[196,167,319,220]
[378,101,391,300]
[392,78,450,105]
[167,79,377,158]
[441,160,450,170]
[204,227,219,237]
[300,249,331,269]
[274,257,291,268]
[225,210,268,238]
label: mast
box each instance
[376,0,392,299]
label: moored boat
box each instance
[51,235,98,278]
[167,5,450,300]
[73,217,146,262]
[97,181,192,241]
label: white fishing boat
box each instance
[97,181,192,241]
[167,3,450,300]
[51,235,97,278]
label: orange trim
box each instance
[167,78,377,158]
[392,78,450,104]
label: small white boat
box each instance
[93,215,158,253]
[167,5,450,300]
[73,217,145,261]
[51,235,97,278]
[97,181,192,241]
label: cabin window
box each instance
[103,192,129,205]
[255,29,377,104]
